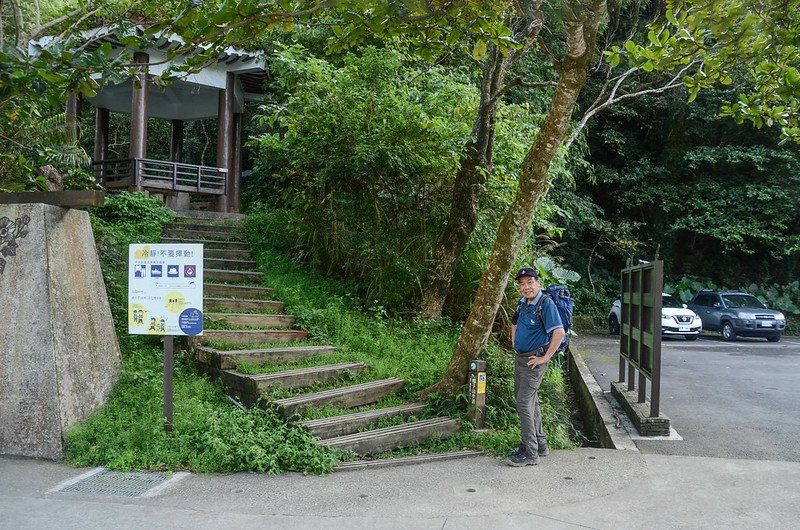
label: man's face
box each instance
[517,275,540,300]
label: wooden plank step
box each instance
[205,268,263,283]
[204,248,251,260]
[204,257,258,270]
[165,222,243,233]
[273,378,405,418]
[335,450,484,471]
[221,363,368,405]
[204,297,283,312]
[189,329,308,346]
[206,313,295,328]
[161,237,250,250]
[320,417,461,455]
[162,227,246,241]
[173,210,245,222]
[303,403,427,439]
[204,297,282,312]
[204,283,273,299]
[195,345,336,369]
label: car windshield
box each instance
[663,295,683,308]
[722,294,766,309]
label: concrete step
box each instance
[217,362,368,405]
[273,378,405,419]
[173,210,245,222]
[302,403,427,440]
[162,227,246,241]
[206,313,295,328]
[189,329,308,346]
[204,297,283,312]
[165,222,243,233]
[161,237,250,250]
[204,283,273,299]
[320,417,461,455]
[204,257,258,271]
[205,268,264,283]
[195,345,336,370]
[204,248,252,260]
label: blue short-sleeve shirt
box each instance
[513,293,563,353]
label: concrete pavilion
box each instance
[36,27,269,213]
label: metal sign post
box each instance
[164,336,173,432]
[128,243,204,433]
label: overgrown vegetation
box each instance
[65,194,578,474]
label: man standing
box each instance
[506,267,565,467]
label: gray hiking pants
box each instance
[514,354,549,455]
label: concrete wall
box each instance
[0,203,121,459]
[567,349,638,451]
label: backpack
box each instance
[517,285,574,351]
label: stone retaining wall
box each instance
[0,203,121,459]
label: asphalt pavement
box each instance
[574,333,800,461]
[2,334,800,529]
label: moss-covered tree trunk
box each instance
[423,0,606,396]
[419,5,544,319]
[419,49,504,319]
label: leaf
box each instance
[472,40,487,62]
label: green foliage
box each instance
[607,0,800,143]
[246,46,475,310]
[89,192,174,333]
[0,28,129,187]
[65,342,337,474]
[244,215,580,454]
[580,84,800,288]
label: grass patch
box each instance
[65,200,578,474]
[245,211,580,459]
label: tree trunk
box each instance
[419,5,545,319]
[419,49,504,319]
[422,0,606,396]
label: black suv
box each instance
[687,291,786,342]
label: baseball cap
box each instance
[515,267,539,281]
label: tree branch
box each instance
[564,61,698,149]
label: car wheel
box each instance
[721,321,737,342]
[767,334,781,342]
[609,314,620,335]
[685,335,698,341]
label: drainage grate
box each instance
[60,470,169,497]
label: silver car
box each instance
[687,290,786,342]
[608,293,702,340]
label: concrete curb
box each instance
[567,349,638,451]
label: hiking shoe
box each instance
[505,450,539,467]
[538,444,549,457]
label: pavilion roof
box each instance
[30,25,271,121]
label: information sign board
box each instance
[128,243,203,336]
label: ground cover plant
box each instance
[64,195,578,473]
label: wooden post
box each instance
[65,92,81,144]
[215,72,235,212]
[231,112,243,212]
[170,119,184,162]
[93,107,110,183]
[129,51,150,191]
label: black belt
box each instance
[516,345,547,357]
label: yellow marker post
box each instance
[468,359,487,429]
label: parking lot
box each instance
[574,333,800,462]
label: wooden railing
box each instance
[92,158,227,196]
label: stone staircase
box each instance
[166,211,461,457]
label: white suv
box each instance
[608,293,702,340]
